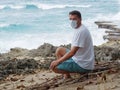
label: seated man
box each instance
[50,10,94,79]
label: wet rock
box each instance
[0,48,29,60]
[95,21,120,41]
[0,43,57,60]
[0,59,39,80]
[94,45,120,62]
[28,43,57,57]
[17,84,26,89]
[10,77,19,81]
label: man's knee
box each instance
[55,47,66,56]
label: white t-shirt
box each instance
[71,24,94,70]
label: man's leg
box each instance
[55,47,66,59]
[52,67,71,78]
[52,47,71,79]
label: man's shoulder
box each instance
[81,25,89,30]
[77,24,88,31]
[77,25,89,34]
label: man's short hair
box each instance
[69,10,81,19]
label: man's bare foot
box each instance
[64,74,71,79]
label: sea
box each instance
[0,0,120,53]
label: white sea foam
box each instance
[0,5,23,10]
[0,32,73,53]
[0,3,91,10]
[0,23,9,27]
[9,5,23,9]
[118,0,120,4]
[0,23,24,28]
[36,3,91,10]
[0,5,6,9]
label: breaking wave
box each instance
[0,3,91,10]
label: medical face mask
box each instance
[71,20,77,29]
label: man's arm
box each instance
[50,46,79,69]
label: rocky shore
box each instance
[0,22,120,89]
[0,43,57,81]
[0,42,120,80]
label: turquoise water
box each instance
[0,0,120,52]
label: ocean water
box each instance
[0,0,120,53]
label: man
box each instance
[50,10,94,79]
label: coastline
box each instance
[0,0,120,89]
[0,21,120,90]
[0,41,120,90]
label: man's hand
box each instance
[50,60,60,70]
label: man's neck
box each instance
[76,23,82,29]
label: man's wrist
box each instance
[57,59,62,64]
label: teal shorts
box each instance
[57,49,91,73]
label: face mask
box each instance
[71,20,77,29]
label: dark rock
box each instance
[60,44,71,49]
[28,43,57,57]
[0,59,39,80]
[94,46,120,61]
